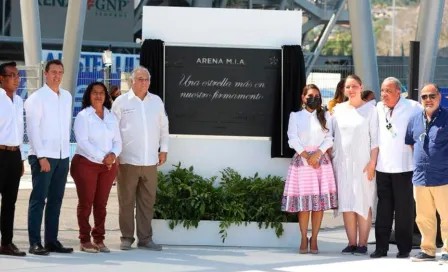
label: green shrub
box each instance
[154,163,297,242]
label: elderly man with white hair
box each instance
[370,77,421,259]
[111,66,169,251]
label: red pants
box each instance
[70,155,117,243]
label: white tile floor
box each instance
[1,231,447,272]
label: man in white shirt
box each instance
[0,62,26,256]
[24,60,73,256]
[112,66,169,251]
[370,77,422,259]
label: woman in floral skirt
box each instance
[281,84,338,254]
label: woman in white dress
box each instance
[331,74,379,255]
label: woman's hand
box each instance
[307,150,322,169]
[363,160,376,181]
[300,151,310,159]
[103,153,116,167]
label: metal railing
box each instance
[17,63,448,159]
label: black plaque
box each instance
[165,46,280,136]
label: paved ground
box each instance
[2,162,447,271]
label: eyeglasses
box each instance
[1,73,21,79]
[421,94,437,100]
[136,77,150,82]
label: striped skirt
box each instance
[281,147,338,212]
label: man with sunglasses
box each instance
[406,83,448,264]
[371,77,422,259]
[0,62,26,256]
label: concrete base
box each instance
[152,219,342,248]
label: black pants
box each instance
[0,149,22,246]
[375,171,414,253]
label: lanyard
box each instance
[384,105,397,138]
[385,108,393,127]
[420,109,441,141]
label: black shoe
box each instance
[341,245,357,255]
[354,246,368,256]
[439,254,448,265]
[396,251,410,258]
[45,241,73,253]
[370,249,387,258]
[0,243,26,257]
[29,243,50,256]
[410,252,436,262]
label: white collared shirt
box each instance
[74,106,122,164]
[0,88,25,160]
[287,109,333,154]
[24,84,72,159]
[111,89,169,166]
[376,98,422,173]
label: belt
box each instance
[0,145,19,151]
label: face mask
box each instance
[305,96,321,110]
[112,96,118,101]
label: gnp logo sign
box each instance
[38,0,130,18]
[17,0,135,41]
[87,0,130,18]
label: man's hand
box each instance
[39,158,50,172]
[158,152,167,166]
[21,161,25,176]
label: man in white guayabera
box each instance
[370,77,421,259]
[111,66,169,251]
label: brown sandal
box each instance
[93,242,110,253]
[80,242,99,253]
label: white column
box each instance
[416,0,445,90]
[347,0,380,98]
[61,0,87,111]
[20,0,42,94]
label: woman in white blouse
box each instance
[331,74,379,256]
[70,82,122,253]
[282,84,337,254]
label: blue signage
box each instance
[17,50,140,115]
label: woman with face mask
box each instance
[282,84,337,254]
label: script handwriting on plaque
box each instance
[178,74,265,101]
